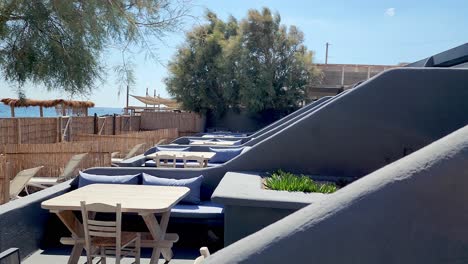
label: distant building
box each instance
[308,63,403,100]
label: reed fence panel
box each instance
[0,155,9,204]
[140,112,204,134]
[0,115,142,144]
[0,143,112,178]
[72,129,179,157]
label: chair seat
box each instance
[92,232,137,247]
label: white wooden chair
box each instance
[80,201,141,264]
[9,166,44,200]
[27,153,88,189]
[194,247,210,264]
[183,155,205,168]
[154,154,177,168]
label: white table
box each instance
[42,184,189,264]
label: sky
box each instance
[2,0,467,107]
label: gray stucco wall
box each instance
[205,124,468,264]
[110,68,468,199]
[205,96,333,133]
[223,68,468,178]
[212,172,327,245]
[0,182,71,260]
[170,96,333,145]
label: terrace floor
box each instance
[23,246,200,264]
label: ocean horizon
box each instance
[0,104,123,118]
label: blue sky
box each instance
[2,0,467,107]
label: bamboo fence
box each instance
[0,144,111,178]
[0,112,201,145]
[72,129,179,158]
[0,155,9,204]
[140,112,204,135]
[0,128,179,204]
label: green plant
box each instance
[264,170,338,194]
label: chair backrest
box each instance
[124,143,146,160]
[9,166,43,199]
[80,202,122,252]
[193,247,210,264]
[58,153,88,182]
[154,154,177,168]
[183,155,205,168]
[155,138,168,146]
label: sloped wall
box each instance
[225,68,468,178]
[205,124,468,264]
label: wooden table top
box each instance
[41,184,190,213]
[146,150,216,160]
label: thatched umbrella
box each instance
[0,98,95,117]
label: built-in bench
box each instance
[75,168,225,224]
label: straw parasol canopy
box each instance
[1,98,95,117]
[130,95,180,109]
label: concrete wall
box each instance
[204,96,335,133]
[205,109,270,133]
[211,172,328,245]
[171,96,333,145]
[118,68,468,199]
[0,182,71,260]
[224,68,468,178]
[205,124,468,264]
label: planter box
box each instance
[211,172,327,245]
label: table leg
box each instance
[54,210,84,264]
[141,211,173,264]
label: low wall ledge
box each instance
[211,171,326,210]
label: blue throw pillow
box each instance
[208,147,243,163]
[189,139,213,144]
[142,173,203,205]
[156,146,189,152]
[78,171,140,188]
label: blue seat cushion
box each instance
[142,173,204,205]
[213,139,242,145]
[156,146,189,152]
[189,139,213,144]
[171,201,224,219]
[78,172,140,188]
[144,160,156,167]
[208,147,243,163]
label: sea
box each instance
[0,104,123,118]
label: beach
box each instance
[0,104,123,117]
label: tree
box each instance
[0,0,191,96]
[166,7,321,117]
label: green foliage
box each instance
[0,0,191,96]
[165,8,321,116]
[264,170,338,194]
